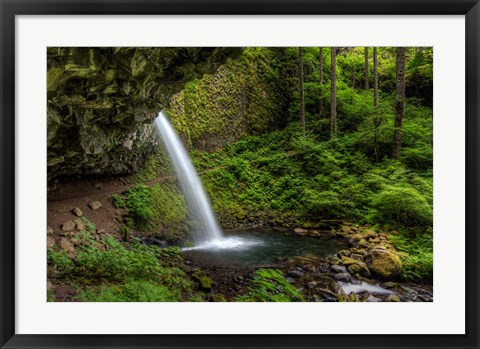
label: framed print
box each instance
[1,0,479,348]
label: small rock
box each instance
[185,260,192,265]
[382,281,397,289]
[366,294,382,302]
[288,270,303,278]
[350,277,362,285]
[59,238,76,258]
[333,272,351,282]
[94,183,102,190]
[88,201,102,210]
[61,221,76,232]
[387,294,401,302]
[286,277,295,284]
[306,281,317,289]
[47,226,54,235]
[337,249,351,257]
[363,230,377,239]
[74,219,85,231]
[97,228,106,235]
[331,265,347,274]
[310,230,321,237]
[47,236,56,249]
[71,207,83,217]
[358,238,369,248]
[294,228,308,236]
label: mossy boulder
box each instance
[365,249,403,280]
[192,270,213,290]
[47,47,242,181]
[340,256,371,277]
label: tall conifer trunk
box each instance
[373,47,380,162]
[319,47,324,115]
[330,47,337,138]
[299,47,306,136]
[393,47,406,159]
[365,47,369,90]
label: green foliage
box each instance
[76,279,181,302]
[50,231,205,302]
[122,182,187,234]
[236,269,304,302]
[111,194,126,209]
[48,250,74,274]
[124,184,154,228]
[388,233,433,281]
[368,185,433,229]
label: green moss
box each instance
[192,270,213,290]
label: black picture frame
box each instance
[1,0,479,348]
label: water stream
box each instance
[155,112,224,245]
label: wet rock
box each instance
[185,260,192,265]
[363,230,377,239]
[94,183,103,190]
[387,294,401,302]
[382,281,397,289]
[294,228,308,236]
[288,270,303,278]
[341,256,371,277]
[88,201,102,210]
[366,294,382,302]
[47,236,56,249]
[74,219,85,231]
[348,234,364,247]
[337,249,351,257]
[286,277,295,284]
[71,207,83,217]
[365,249,403,280]
[306,281,317,289]
[358,238,369,249]
[331,265,347,274]
[47,226,54,235]
[333,272,351,282]
[350,277,362,285]
[61,220,76,231]
[310,230,321,237]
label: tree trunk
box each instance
[330,47,337,138]
[373,47,380,162]
[393,47,406,159]
[319,47,324,115]
[364,47,369,90]
[299,47,306,137]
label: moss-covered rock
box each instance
[47,47,242,181]
[166,47,291,151]
[365,249,403,280]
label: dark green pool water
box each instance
[182,229,346,267]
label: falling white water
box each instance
[154,112,223,244]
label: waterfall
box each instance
[154,112,224,244]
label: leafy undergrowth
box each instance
[48,232,205,302]
[191,120,433,234]
[236,269,304,302]
[388,233,433,281]
[112,182,187,238]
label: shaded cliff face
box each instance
[47,47,242,180]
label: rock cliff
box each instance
[47,47,242,180]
